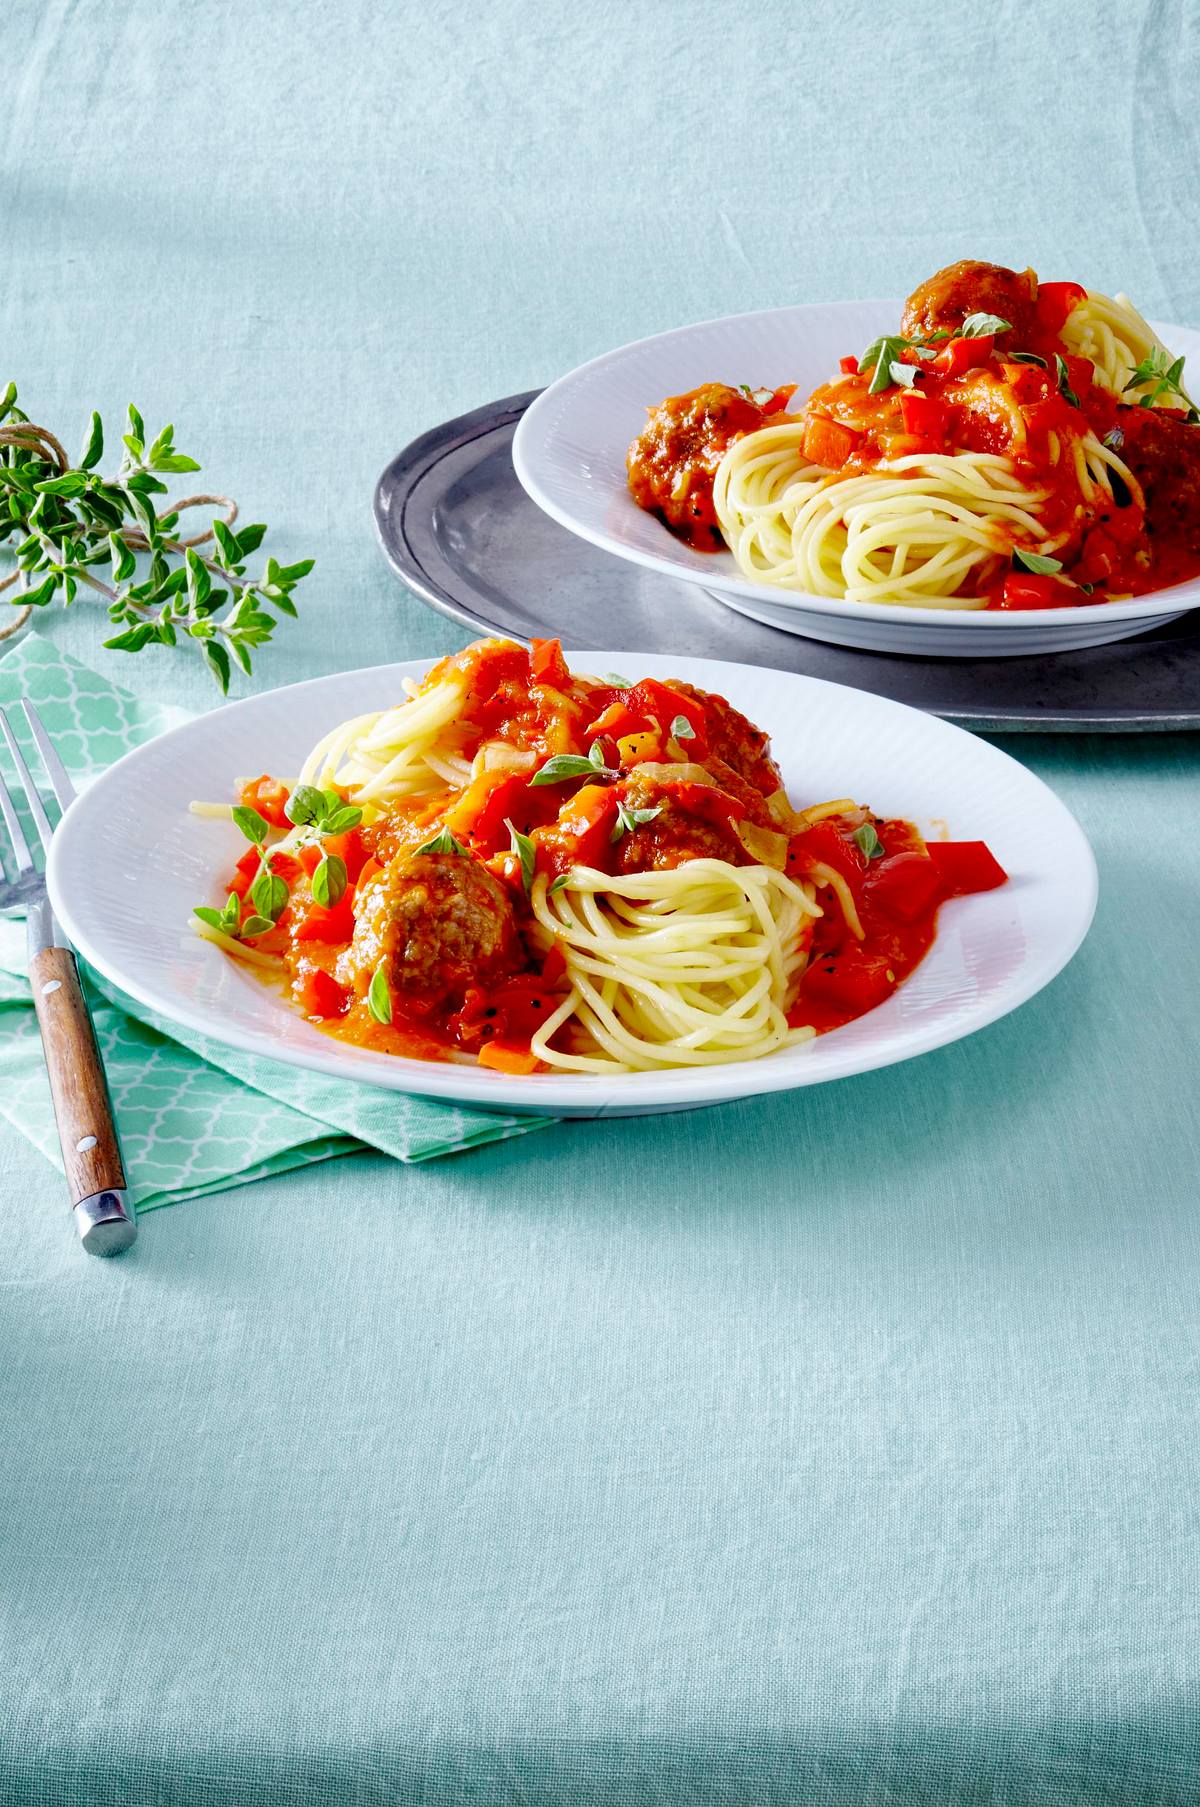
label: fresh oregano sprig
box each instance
[193,891,275,942]
[858,328,951,396]
[958,312,1012,339]
[1123,348,1198,419]
[367,963,393,1025]
[531,739,619,786]
[205,803,291,938]
[1054,354,1081,410]
[284,785,363,837]
[413,824,472,857]
[859,336,932,396]
[506,819,536,895]
[1013,548,1063,575]
[279,787,365,916]
[0,382,312,688]
[610,799,663,843]
[858,318,1008,397]
[852,822,885,861]
[192,785,364,941]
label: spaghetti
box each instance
[1060,290,1194,409]
[527,861,816,1071]
[628,260,1200,610]
[192,637,1007,1076]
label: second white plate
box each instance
[512,299,1200,656]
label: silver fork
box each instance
[0,703,135,1255]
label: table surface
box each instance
[3,3,1200,1803]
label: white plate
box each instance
[46,655,1098,1119]
[512,300,1200,657]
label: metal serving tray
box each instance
[374,391,1200,732]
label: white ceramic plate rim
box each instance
[46,654,1098,1116]
[512,299,1200,630]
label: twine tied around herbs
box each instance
[0,419,237,644]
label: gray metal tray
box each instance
[374,390,1200,732]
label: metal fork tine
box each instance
[0,761,34,873]
[20,701,78,809]
[0,707,55,856]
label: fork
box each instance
[0,703,135,1256]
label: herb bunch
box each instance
[0,383,312,688]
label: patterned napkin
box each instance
[0,635,550,1212]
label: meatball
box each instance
[627,383,767,550]
[663,680,783,799]
[900,260,1038,344]
[1112,405,1200,550]
[611,774,748,874]
[337,849,519,1005]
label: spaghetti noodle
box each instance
[192,637,1007,1076]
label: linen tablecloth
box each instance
[2,2,1199,1802]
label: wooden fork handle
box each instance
[29,946,129,1221]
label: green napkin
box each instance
[0,635,550,1212]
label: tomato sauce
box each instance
[213,640,1008,1071]
[786,812,1005,1033]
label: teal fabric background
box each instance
[3,2,1200,1801]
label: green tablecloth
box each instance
[2,3,1199,1801]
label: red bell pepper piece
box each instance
[293,963,350,1019]
[761,384,797,415]
[587,699,644,738]
[1062,353,1094,398]
[1022,392,1084,438]
[230,845,261,899]
[1003,361,1052,406]
[530,638,571,689]
[862,850,941,923]
[290,888,357,944]
[459,774,531,854]
[539,944,567,986]
[322,828,369,880]
[933,336,994,378]
[786,816,867,886]
[899,391,950,445]
[452,973,566,1059]
[801,946,897,1016]
[238,774,292,828]
[623,680,709,757]
[1035,280,1087,335]
[839,355,859,376]
[997,571,1076,610]
[297,829,370,881]
[926,841,1008,897]
[230,845,301,899]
